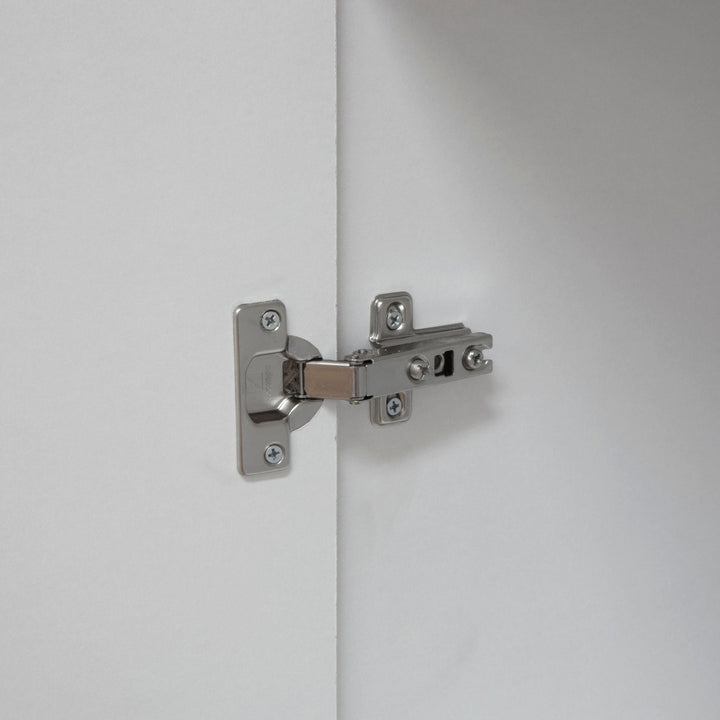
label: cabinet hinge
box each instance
[233,291,493,476]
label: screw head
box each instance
[261,309,281,331]
[386,395,403,417]
[264,443,285,465]
[386,304,404,331]
[463,346,487,371]
[408,356,430,382]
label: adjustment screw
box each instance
[264,443,285,465]
[386,304,404,331]
[408,356,430,382]
[386,395,404,417]
[261,309,281,331]
[463,346,488,371]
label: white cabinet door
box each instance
[0,3,336,718]
[338,2,720,718]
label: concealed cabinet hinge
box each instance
[233,291,493,476]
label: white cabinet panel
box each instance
[0,3,336,717]
[338,2,720,718]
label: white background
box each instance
[338,2,720,718]
[0,2,336,717]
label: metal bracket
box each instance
[233,292,493,476]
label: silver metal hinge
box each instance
[233,291,493,476]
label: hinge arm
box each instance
[300,360,367,402]
[298,328,492,403]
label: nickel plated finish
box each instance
[234,291,492,476]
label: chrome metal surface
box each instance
[370,292,414,344]
[235,291,492,474]
[303,361,358,400]
[234,300,323,477]
[362,291,491,425]
[371,390,412,425]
